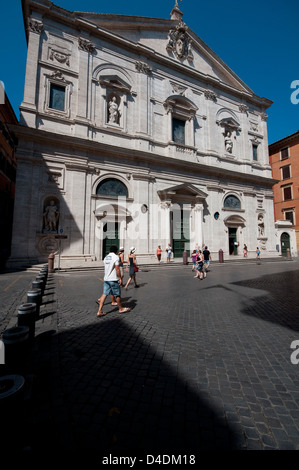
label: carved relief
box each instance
[250,120,259,132]
[166,22,193,62]
[239,104,248,114]
[50,70,66,82]
[204,90,217,102]
[170,81,187,95]
[29,19,43,34]
[78,38,96,53]
[260,112,268,122]
[49,48,70,66]
[135,61,152,75]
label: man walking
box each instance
[202,246,212,276]
[97,245,130,317]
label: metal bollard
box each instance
[183,250,188,265]
[27,289,42,317]
[17,303,37,341]
[219,249,224,263]
[32,279,44,295]
[0,375,26,451]
[2,326,30,373]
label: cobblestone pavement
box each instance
[1,259,299,462]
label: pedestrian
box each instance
[166,243,172,263]
[125,247,139,289]
[191,249,197,271]
[156,245,162,264]
[256,247,261,260]
[118,247,125,286]
[243,244,248,258]
[202,246,211,274]
[194,250,204,279]
[97,245,130,317]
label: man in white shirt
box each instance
[97,245,130,317]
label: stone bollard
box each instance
[183,250,188,265]
[48,252,55,273]
[27,289,42,317]
[218,249,224,263]
[17,303,37,342]
[287,248,291,259]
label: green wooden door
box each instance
[229,227,238,255]
[103,222,119,258]
[173,208,190,258]
[281,232,290,256]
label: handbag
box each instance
[134,266,139,273]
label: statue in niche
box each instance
[258,214,265,237]
[224,130,233,153]
[108,96,121,124]
[43,199,59,232]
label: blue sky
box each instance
[1,0,298,144]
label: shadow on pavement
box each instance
[233,270,299,332]
[15,316,243,460]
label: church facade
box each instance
[9,0,280,267]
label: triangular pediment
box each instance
[158,184,207,201]
[74,11,253,94]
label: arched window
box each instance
[96,178,128,198]
[224,195,241,209]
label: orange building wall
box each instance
[269,131,299,253]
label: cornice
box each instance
[9,123,276,189]
[269,129,299,153]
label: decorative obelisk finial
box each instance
[171,1,183,21]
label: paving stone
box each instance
[1,260,299,456]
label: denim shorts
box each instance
[103,280,120,297]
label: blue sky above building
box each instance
[1,0,298,144]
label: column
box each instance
[76,38,95,124]
[192,203,204,248]
[20,18,43,126]
[159,201,172,247]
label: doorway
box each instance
[172,207,190,258]
[228,227,238,255]
[281,232,290,256]
[102,221,119,259]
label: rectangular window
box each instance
[285,211,294,225]
[283,186,292,201]
[281,165,291,180]
[49,83,65,111]
[281,147,289,160]
[172,118,185,145]
[252,144,258,161]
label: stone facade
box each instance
[9,1,281,267]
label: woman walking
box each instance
[194,250,205,279]
[125,247,139,289]
[118,247,125,287]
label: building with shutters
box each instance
[8,0,286,268]
[269,130,299,257]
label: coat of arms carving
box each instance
[166,21,193,62]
